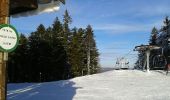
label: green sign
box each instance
[0,24,19,52]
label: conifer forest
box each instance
[8,10,100,82]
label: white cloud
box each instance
[93,19,163,34]
[133,5,170,17]
[94,24,148,34]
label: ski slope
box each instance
[7,70,170,100]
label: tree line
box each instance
[135,16,170,70]
[8,10,100,83]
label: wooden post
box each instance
[0,0,9,100]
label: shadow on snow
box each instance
[7,80,80,100]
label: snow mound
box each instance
[7,70,170,100]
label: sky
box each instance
[11,0,170,68]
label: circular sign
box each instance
[0,24,19,52]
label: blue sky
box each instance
[11,0,170,68]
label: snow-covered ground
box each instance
[7,70,170,100]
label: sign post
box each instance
[0,0,64,100]
[0,0,9,100]
[0,23,19,100]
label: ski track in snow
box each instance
[7,70,170,100]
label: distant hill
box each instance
[99,67,114,73]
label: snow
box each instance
[12,0,61,18]
[7,70,170,100]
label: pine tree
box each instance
[84,25,100,74]
[62,10,72,49]
[159,16,170,67]
[77,28,88,75]
[63,10,72,26]
[149,27,158,45]
[162,16,170,33]
[62,10,73,76]
[52,17,63,38]
[69,28,87,76]
[28,24,50,82]
[158,17,170,46]
[51,18,70,79]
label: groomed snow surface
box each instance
[7,70,170,100]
